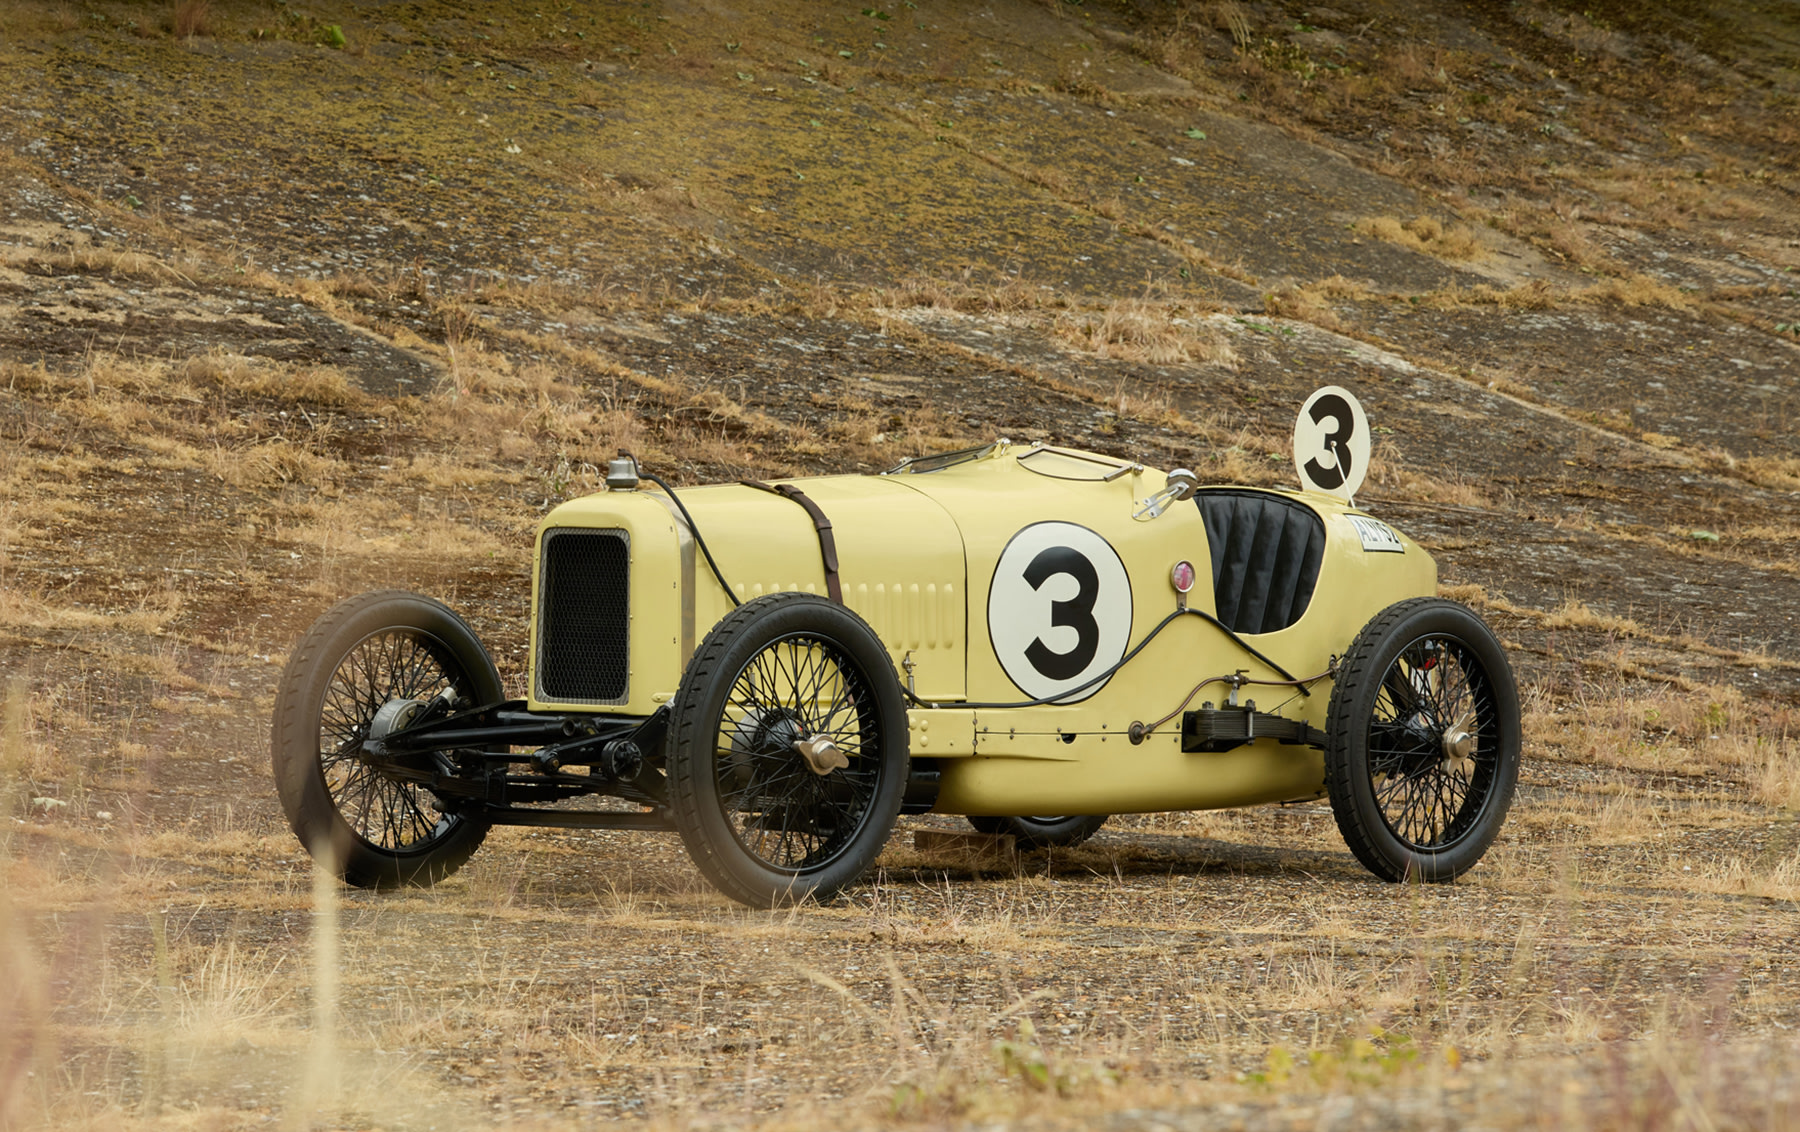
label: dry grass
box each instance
[1206,1,1255,52]
[1542,598,1643,637]
[1736,457,1800,493]
[1358,216,1486,262]
[170,0,210,39]
[1364,443,1502,510]
[1414,279,1561,311]
[1194,429,1288,487]
[1052,301,1237,367]
[1578,274,1695,309]
[881,276,1057,317]
[1401,271,1694,318]
[1261,282,1346,331]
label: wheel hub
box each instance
[369,698,426,740]
[729,709,848,778]
[1439,708,1477,776]
[367,698,426,747]
[793,734,849,776]
[727,708,802,783]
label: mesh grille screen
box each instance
[536,528,630,704]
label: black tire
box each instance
[968,814,1108,850]
[271,590,500,888]
[1324,597,1521,883]
[666,592,909,907]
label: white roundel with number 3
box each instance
[988,522,1133,704]
[1293,385,1371,501]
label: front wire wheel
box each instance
[272,591,500,888]
[667,593,908,907]
[719,635,878,870]
[1325,598,1520,883]
[320,629,458,851]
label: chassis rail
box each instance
[480,807,674,831]
[361,700,673,813]
[357,697,944,820]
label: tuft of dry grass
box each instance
[1364,442,1501,510]
[1751,733,1800,810]
[1261,283,1345,330]
[1578,274,1694,309]
[1207,0,1255,51]
[171,0,210,39]
[881,276,1055,317]
[1731,457,1800,492]
[1359,216,1486,261]
[1416,279,1562,311]
[1541,598,1643,637]
[1053,301,1237,367]
[182,354,371,410]
[1196,431,1287,487]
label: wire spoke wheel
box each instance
[1365,636,1493,851]
[1326,598,1520,883]
[714,634,880,872]
[272,591,500,888]
[668,593,909,907]
[317,629,464,853]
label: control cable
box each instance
[642,472,741,608]
[901,606,1306,710]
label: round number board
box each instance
[987,522,1133,703]
[1293,385,1371,501]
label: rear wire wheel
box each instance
[271,591,499,888]
[968,814,1108,850]
[1325,598,1520,882]
[667,593,908,907]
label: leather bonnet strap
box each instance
[739,480,844,604]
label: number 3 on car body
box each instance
[987,522,1132,704]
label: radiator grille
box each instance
[535,528,630,704]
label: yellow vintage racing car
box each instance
[271,389,1520,906]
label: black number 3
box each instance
[1303,393,1355,490]
[1022,546,1100,680]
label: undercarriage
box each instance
[361,696,675,831]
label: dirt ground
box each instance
[2,0,1800,1128]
